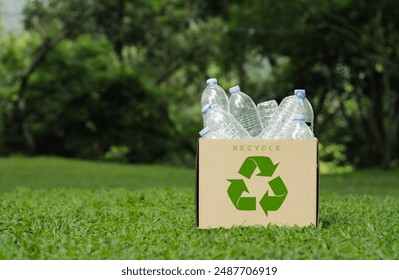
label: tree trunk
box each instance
[15,38,53,153]
[114,0,126,61]
[381,69,398,168]
[15,6,87,154]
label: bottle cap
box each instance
[199,127,210,137]
[229,85,240,94]
[201,104,212,115]
[293,114,305,121]
[206,78,217,85]
[294,89,306,99]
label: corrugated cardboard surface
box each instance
[196,138,319,229]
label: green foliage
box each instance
[1,0,399,168]
[0,157,194,191]
[103,145,130,163]
[0,157,398,259]
[319,143,354,174]
[210,0,399,168]
[1,0,230,166]
[1,34,186,163]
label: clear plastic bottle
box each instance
[258,90,306,139]
[286,115,314,139]
[295,89,314,131]
[200,78,229,111]
[201,104,250,139]
[256,100,278,129]
[199,127,219,139]
[228,85,262,137]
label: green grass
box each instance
[0,156,193,191]
[0,156,398,259]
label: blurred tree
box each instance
[6,0,90,154]
[1,0,397,168]
[289,0,399,168]
[2,34,180,163]
[215,0,399,168]
[4,0,227,165]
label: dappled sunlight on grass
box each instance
[320,160,354,175]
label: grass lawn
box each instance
[0,156,398,259]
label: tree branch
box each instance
[15,5,88,153]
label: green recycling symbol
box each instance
[227,156,288,216]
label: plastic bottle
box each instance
[201,104,250,139]
[256,100,278,129]
[199,127,219,139]
[295,89,314,131]
[286,115,314,139]
[228,85,262,137]
[200,78,229,111]
[258,90,306,139]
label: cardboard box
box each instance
[196,138,319,229]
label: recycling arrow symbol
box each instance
[227,179,257,210]
[227,156,288,216]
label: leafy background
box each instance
[0,0,397,170]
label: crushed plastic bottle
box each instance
[200,78,229,112]
[228,85,262,137]
[258,90,306,139]
[201,104,250,139]
[257,100,278,129]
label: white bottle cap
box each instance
[229,85,240,94]
[199,127,210,137]
[201,104,212,115]
[206,78,217,85]
[294,89,306,99]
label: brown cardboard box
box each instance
[196,138,319,228]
